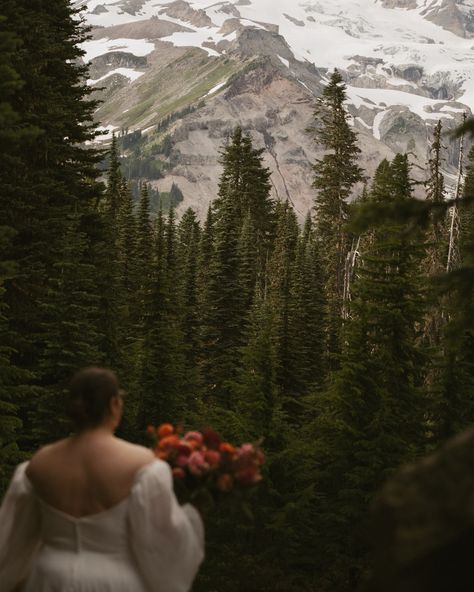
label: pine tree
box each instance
[311,69,364,362]
[215,127,274,285]
[0,11,32,491]
[95,139,122,369]
[290,214,326,399]
[177,208,202,406]
[200,130,272,411]
[0,0,104,451]
[139,210,186,428]
[135,183,154,328]
[34,215,102,442]
[308,154,426,591]
[266,201,299,404]
[433,143,474,441]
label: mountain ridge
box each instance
[75,0,474,217]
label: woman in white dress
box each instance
[0,367,204,592]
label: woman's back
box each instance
[26,432,155,518]
[0,368,204,592]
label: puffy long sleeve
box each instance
[0,462,41,592]
[129,460,205,592]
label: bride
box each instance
[0,367,204,592]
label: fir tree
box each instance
[311,69,364,362]
[177,208,202,407]
[266,201,299,404]
[135,183,154,328]
[433,143,474,441]
[139,210,186,428]
[0,0,104,450]
[200,129,274,410]
[308,155,426,591]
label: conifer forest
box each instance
[1,3,473,591]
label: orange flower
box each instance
[220,442,237,456]
[146,425,156,435]
[159,434,180,450]
[158,423,174,439]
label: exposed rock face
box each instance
[380,0,417,8]
[89,52,147,80]
[422,0,467,37]
[228,27,294,61]
[75,0,474,217]
[91,5,108,15]
[148,57,394,220]
[378,107,428,159]
[89,18,191,41]
[119,0,148,16]
[158,0,213,28]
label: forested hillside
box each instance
[0,2,473,591]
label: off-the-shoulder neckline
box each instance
[21,458,162,521]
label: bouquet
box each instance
[147,423,264,505]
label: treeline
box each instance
[0,3,474,591]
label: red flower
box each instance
[176,455,190,468]
[177,442,193,457]
[202,428,222,450]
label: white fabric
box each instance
[0,460,204,592]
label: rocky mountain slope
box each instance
[74,0,474,217]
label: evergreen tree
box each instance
[200,130,274,411]
[0,0,104,451]
[177,208,202,407]
[139,210,186,428]
[290,214,326,399]
[266,201,299,405]
[311,69,364,362]
[135,183,154,328]
[433,143,474,441]
[215,127,274,285]
[308,155,425,591]
[0,12,32,491]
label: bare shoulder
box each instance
[114,437,155,466]
[26,439,69,478]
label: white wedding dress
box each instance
[0,460,204,592]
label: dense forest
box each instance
[1,2,473,591]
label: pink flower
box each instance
[204,449,221,468]
[188,451,209,476]
[176,455,190,468]
[238,443,255,456]
[185,431,203,446]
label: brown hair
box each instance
[67,367,121,430]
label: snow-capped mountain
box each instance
[74,0,474,217]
